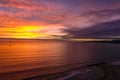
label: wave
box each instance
[23,61,120,80]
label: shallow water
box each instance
[0,39,120,80]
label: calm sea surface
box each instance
[0,40,120,80]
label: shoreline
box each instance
[23,61,120,80]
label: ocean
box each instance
[0,39,120,80]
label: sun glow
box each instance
[0,26,48,39]
[14,26,46,39]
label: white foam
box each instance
[58,69,93,80]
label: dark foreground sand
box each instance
[23,62,120,80]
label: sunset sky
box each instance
[0,0,120,39]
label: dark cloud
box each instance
[63,19,120,38]
[84,9,120,17]
[81,9,120,25]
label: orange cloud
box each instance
[0,0,46,11]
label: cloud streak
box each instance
[63,19,120,38]
[0,0,120,38]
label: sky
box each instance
[0,0,120,39]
